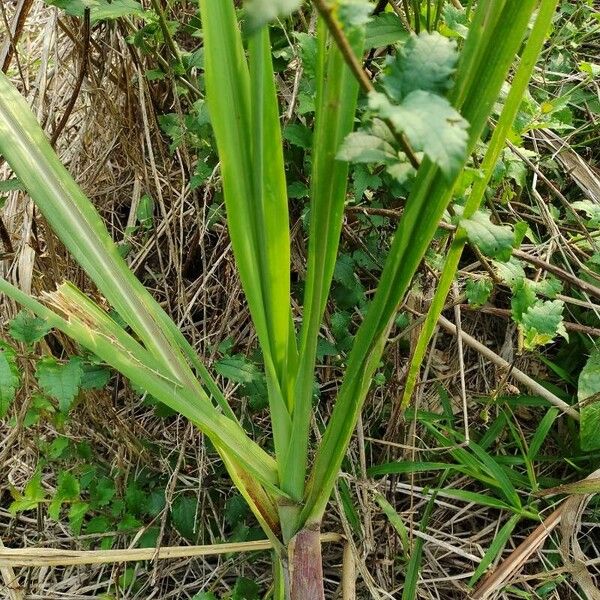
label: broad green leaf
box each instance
[44,0,146,22]
[365,13,409,49]
[9,467,46,514]
[36,356,83,413]
[521,299,568,350]
[353,164,383,199]
[459,210,516,261]
[494,257,526,287]
[231,578,260,600]
[465,278,493,307]
[49,471,80,520]
[225,494,250,527]
[442,5,469,38]
[534,276,563,299]
[571,200,600,226]
[369,90,468,178]
[171,495,198,541]
[579,350,600,451]
[283,123,313,149]
[384,32,459,100]
[511,278,537,324]
[85,515,111,534]
[215,356,261,384]
[80,363,111,390]
[69,501,89,535]
[0,342,20,418]
[9,310,52,345]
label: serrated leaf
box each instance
[339,0,373,29]
[511,278,536,322]
[494,257,526,287]
[442,5,469,38]
[333,254,356,286]
[571,200,600,226]
[225,494,249,527]
[521,299,568,350]
[90,477,116,508]
[369,90,468,178]
[384,32,458,100]
[283,123,313,149]
[466,278,493,307]
[244,0,301,30]
[337,131,397,163]
[353,165,382,200]
[214,356,260,384]
[534,276,563,299]
[459,210,516,261]
[287,181,309,199]
[9,311,52,345]
[0,342,20,418]
[231,577,260,600]
[365,13,409,49]
[331,312,352,340]
[36,356,83,413]
[86,515,111,534]
[9,468,45,514]
[579,350,600,451]
[294,32,318,78]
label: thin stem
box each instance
[149,0,184,70]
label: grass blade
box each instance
[302,0,539,526]
[199,0,293,464]
[282,19,364,505]
[400,0,561,409]
[0,278,281,490]
[469,514,520,587]
[0,72,202,392]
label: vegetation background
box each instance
[0,0,599,598]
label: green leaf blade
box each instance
[0,342,20,418]
[579,350,600,451]
[36,356,83,414]
[369,90,469,178]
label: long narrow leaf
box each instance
[0,72,200,392]
[302,0,540,526]
[400,0,560,409]
[283,18,364,506]
[0,278,281,489]
[199,0,293,465]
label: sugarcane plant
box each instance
[0,1,557,598]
